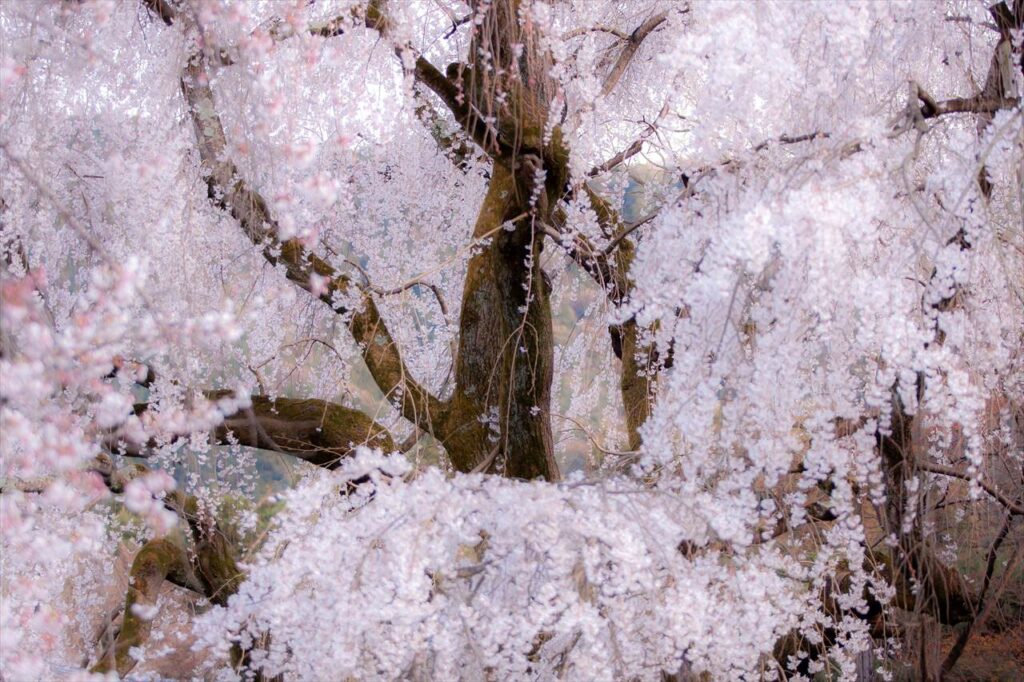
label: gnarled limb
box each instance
[175,493,246,607]
[216,395,397,469]
[600,11,669,97]
[91,467,250,677]
[91,537,193,677]
[179,51,445,434]
[128,393,397,468]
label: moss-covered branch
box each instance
[91,471,250,677]
[216,395,396,468]
[130,393,397,468]
[91,537,193,676]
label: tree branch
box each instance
[587,103,668,178]
[361,0,509,157]
[91,538,193,676]
[91,473,248,677]
[941,513,1017,674]
[126,393,398,468]
[217,395,397,468]
[917,460,1024,515]
[179,51,446,431]
[918,92,1021,120]
[563,25,630,41]
[600,12,668,97]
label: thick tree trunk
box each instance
[174,0,656,479]
[434,0,562,479]
[442,162,557,479]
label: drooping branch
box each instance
[860,30,1023,636]
[178,51,446,433]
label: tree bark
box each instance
[180,56,445,434]
[441,161,557,479]
[433,0,563,479]
[128,393,397,468]
[214,395,397,469]
[91,538,192,676]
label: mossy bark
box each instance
[442,163,557,479]
[432,0,566,479]
[580,188,660,451]
[92,490,248,678]
[615,319,657,451]
[182,59,444,435]
[91,538,191,677]
[178,0,649,479]
[214,394,396,468]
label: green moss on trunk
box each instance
[442,162,558,480]
[91,538,188,677]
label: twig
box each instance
[917,460,1024,515]
[588,103,669,177]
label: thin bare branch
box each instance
[562,25,630,41]
[941,513,1018,673]
[917,461,1024,515]
[588,103,669,177]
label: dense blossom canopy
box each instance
[0,0,1021,680]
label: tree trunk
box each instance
[436,0,561,479]
[442,161,557,479]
